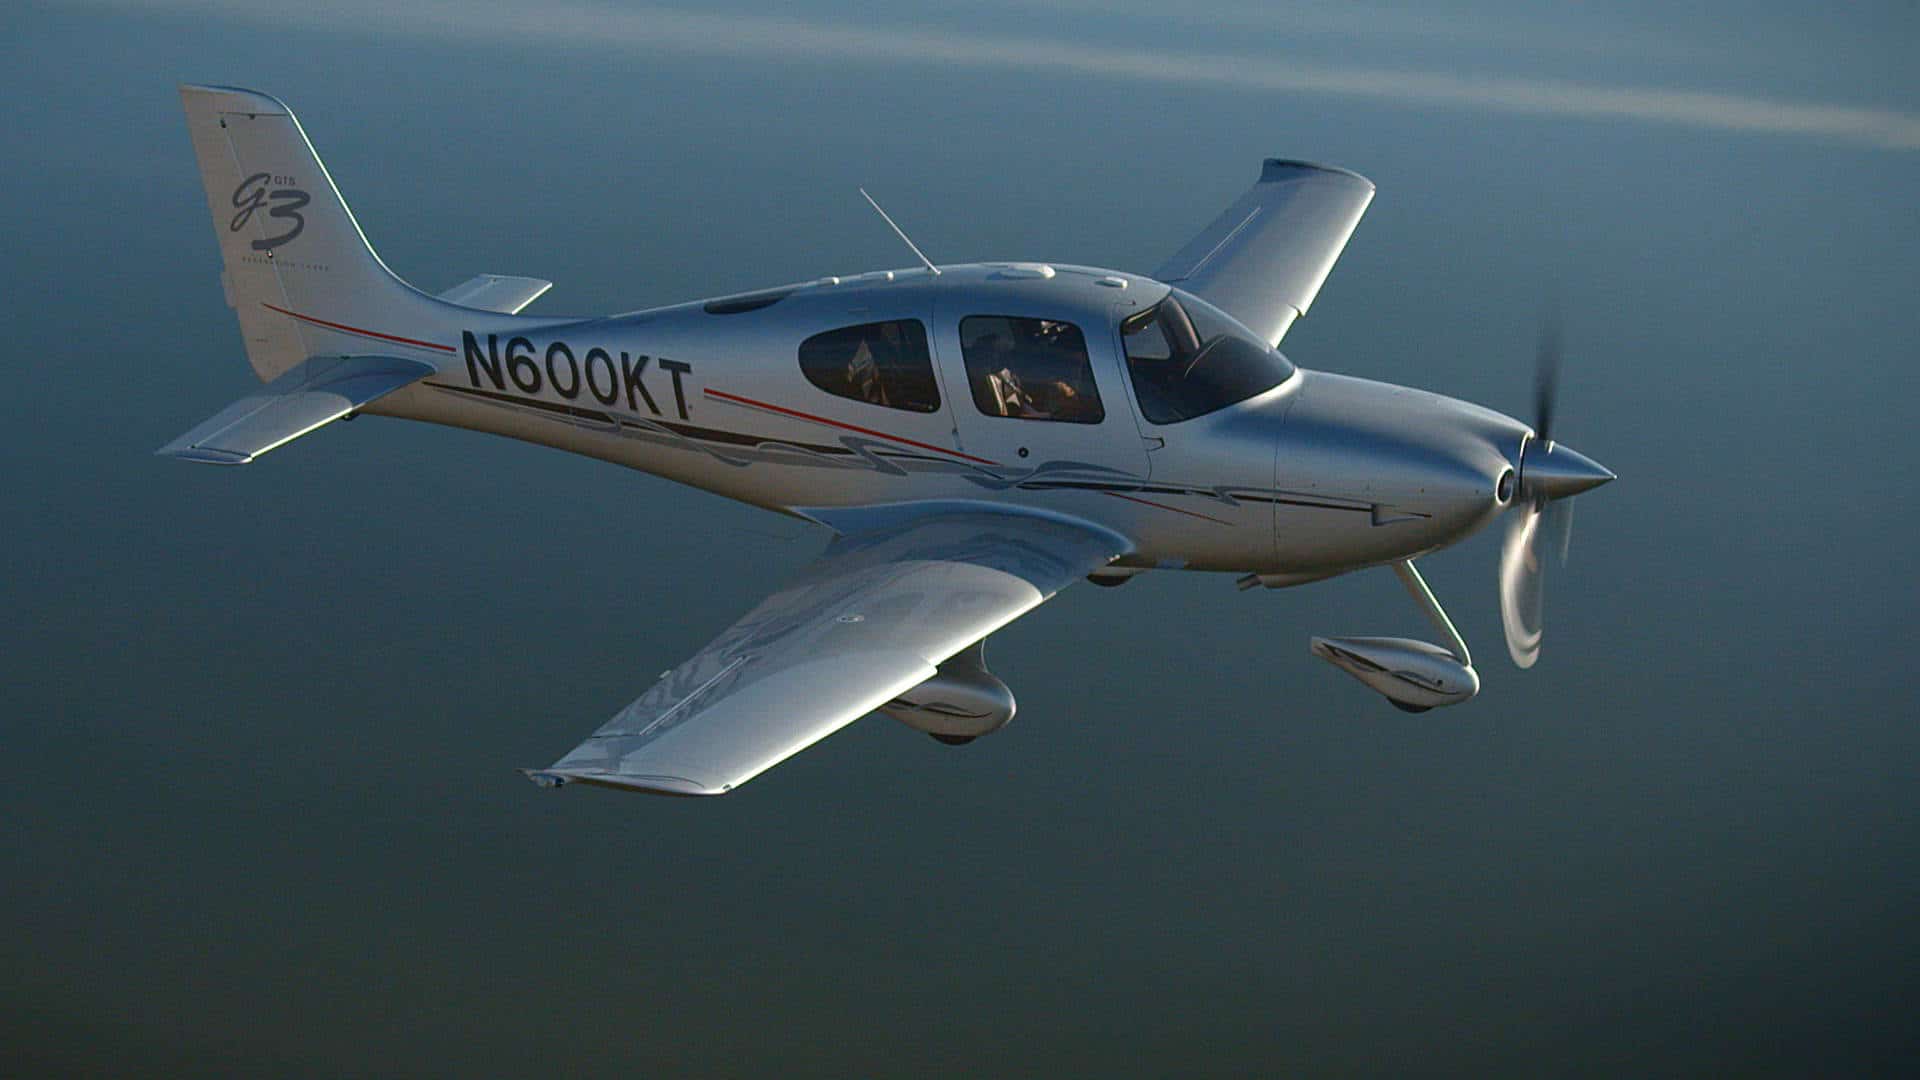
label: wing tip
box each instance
[156,444,252,465]
[1260,158,1375,189]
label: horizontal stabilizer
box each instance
[157,354,436,464]
[436,274,552,314]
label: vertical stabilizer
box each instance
[179,85,444,381]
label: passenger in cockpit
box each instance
[846,335,883,406]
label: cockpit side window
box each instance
[959,315,1104,424]
[1122,289,1295,424]
[798,319,940,413]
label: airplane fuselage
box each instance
[349,261,1529,579]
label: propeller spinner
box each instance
[1498,320,1615,668]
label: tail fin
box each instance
[180,85,444,381]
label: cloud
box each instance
[118,0,1920,150]
[986,0,1719,66]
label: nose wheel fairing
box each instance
[1310,560,1480,712]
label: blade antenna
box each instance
[859,188,940,275]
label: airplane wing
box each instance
[1152,159,1376,347]
[525,510,1128,796]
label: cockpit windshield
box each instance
[1121,289,1295,424]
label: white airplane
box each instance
[165,86,1613,796]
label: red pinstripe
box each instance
[262,303,455,353]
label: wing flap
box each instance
[527,510,1128,795]
[1153,159,1375,346]
[157,354,436,464]
[437,274,552,314]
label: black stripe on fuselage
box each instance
[1018,480,1372,513]
[428,382,1384,515]
[428,382,858,455]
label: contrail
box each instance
[116,0,1920,151]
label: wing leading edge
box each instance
[526,510,1128,796]
[1153,159,1375,347]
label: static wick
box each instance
[859,188,940,276]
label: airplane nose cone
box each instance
[1520,440,1615,500]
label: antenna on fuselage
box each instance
[858,188,940,276]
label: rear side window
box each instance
[798,320,939,412]
[959,315,1104,424]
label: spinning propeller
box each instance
[1498,317,1615,668]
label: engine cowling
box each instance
[880,643,1014,741]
